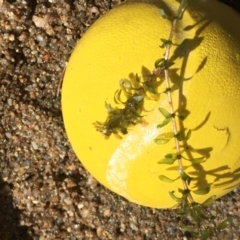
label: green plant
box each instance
[154,0,232,238]
[94,72,161,137]
[94,0,232,238]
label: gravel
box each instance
[0,0,239,239]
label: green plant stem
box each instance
[161,0,194,204]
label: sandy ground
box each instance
[0,0,240,239]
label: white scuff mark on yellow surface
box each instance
[106,123,159,199]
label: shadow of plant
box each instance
[0,177,33,240]
[164,17,213,191]
[188,165,240,191]
[163,12,240,194]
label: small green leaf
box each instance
[200,228,214,240]
[177,114,187,121]
[165,153,176,159]
[178,169,192,185]
[180,195,189,210]
[178,188,190,196]
[202,195,216,206]
[119,79,132,89]
[158,154,179,164]
[169,191,182,203]
[159,175,180,183]
[157,118,171,128]
[175,130,191,141]
[178,188,184,194]
[191,157,205,163]
[114,89,122,104]
[160,9,168,19]
[163,60,174,69]
[176,208,189,215]
[154,58,164,68]
[132,94,144,103]
[180,222,196,232]
[217,218,232,230]
[185,130,192,141]
[176,0,189,20]
[105,102,113,113]
[160,38,172,48]
[145,83,158,94]
[158,157,176,164]
[193,204,215,221]
[190,210,200,223]
[159,108,172,119]
[190,203,201,223]
[192,186,210,195]
[154,138,171,144]
[154,132,174,144]
[175,132,184,141]
[160,38,171,44]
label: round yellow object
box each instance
[62,0,240,208]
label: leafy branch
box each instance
[94,73,161,137]
[156,0,194,205]
[155,0,232,238]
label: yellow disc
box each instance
[62,0,240,208]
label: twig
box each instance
[161,0,194,203]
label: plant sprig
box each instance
[94,73,161,137]
[155,0,232,238]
